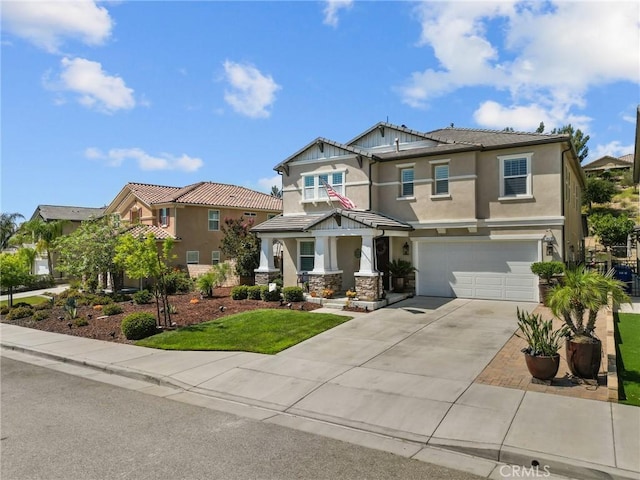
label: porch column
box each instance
[256,236,275,272]
[357,234,376,274]
[312,236,331,273]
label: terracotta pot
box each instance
[565,337,602,379]
[524,352,560,380]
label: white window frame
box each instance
[186,251,199,265]
[400,167,414,198]
[298,240,315,272]
[208,210,220,231]
[243,212,257,218]
[499,153,533,199]
[430,160,450,197]
[211,251,220,265]
[301,171,345,203]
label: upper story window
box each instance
[244,212,257,218]
[130,208,141,224]
[434,164,449,195]
[499,153,532,198]
[400,168,414,197]
[208,210,220,231]
[158,207,170,227]
[186,251,199,265]
[303,172,344,202]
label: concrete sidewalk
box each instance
[1,297,638,480]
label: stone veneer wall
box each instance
[308,272,342,296]
[355,274,382,301]
[187,260,239,287]
[255,271,280,286]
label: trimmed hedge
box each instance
[102,304,124,316]
[132,289,154,305]
[121,313,158,340]
[247,286,262,300]
[6,306,33,320]
[260,285,281,302]
[231,285,248,300]
[282,286,304,303]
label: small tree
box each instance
[14,218,67,277]
[114,233,175,327]
[220,217,260,279]
[582,177,615,210]
[0,212,24,249]
[589,213,635,250]
[270,185,282,198]
[196,263,231,298]
[0,252,31,307]
[550,124,590,162]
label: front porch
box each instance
[303,290,413,311]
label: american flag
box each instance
[320,178,356,210]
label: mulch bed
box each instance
[0,288,323,345]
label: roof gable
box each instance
[274,137,373,174]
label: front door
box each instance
[375,237,390,290]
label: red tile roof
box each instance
[125,182,282,211]
[123,224,177,240]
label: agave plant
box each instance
[547,265,629,340]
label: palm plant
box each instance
[547,265,629,339]
[0,212,24,249]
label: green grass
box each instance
[136,309,352,354]
[615,313,640,406]
[1,296,50,307]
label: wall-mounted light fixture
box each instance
[543,230,555,256]
[402,242,410,256]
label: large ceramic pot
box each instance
[565,337,602,379]
[524,353,560,380]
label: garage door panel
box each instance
[417,241,538,302]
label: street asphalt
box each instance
[1,291,639,480]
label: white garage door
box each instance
[416,240,539,301]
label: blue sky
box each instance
[2,1,639,218]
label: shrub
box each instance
[73,318,89,327]
[90,295,114,306]
[132,289,154,305]
[121,313,158,340]
[33,311,49,321]
[196,273,216,298]
[28,275,55,290]
[102,304,124,316]
[164,270,193,295]
[282,286,304,302]
[247,285,262,300]
[33,302,52,311]
[261,285,282,302]
[231,285,248,300]
[7,306,33,320]
[13,302,31,308]
[0,306,10,315]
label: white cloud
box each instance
[323,0,353,28]
[2,0,113,53]
[590,141,635,161]
[257,175,282,193]
[222,60,281,118]
[86,147,204,172]
[474,100,591,132]
[46,57,135,113]
[398,1,640,129]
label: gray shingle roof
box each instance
[425,127,567,147]
[251,209,412,233]
[32,205,106,222]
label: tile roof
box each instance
[122,224,177,240]
[619,153,634,164]
[126,182,282,211]
[424,127,567,147]
[32,205,106,222]
[251,209,412,233]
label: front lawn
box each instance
[1,296,50,307]
[615,313,640,406]
[136,309,351,354]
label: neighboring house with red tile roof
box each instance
[104,182,282,282]
[253,122,585,303]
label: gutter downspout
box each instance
[561,145,572,263]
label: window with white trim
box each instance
[211,251,220,265]
[186,251,199,264]
[302,172,344,202]
[499,153,532,197]
[400,168,414,197]
[244,212,257,218]
[299,241,315,272]
[208,210,220,230]
[434,164,449,195]
[158,207,170,227]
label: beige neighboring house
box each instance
[104,182,282,285]
[30,204,106,277]
[583,153,634,174]
[252,122,585,303]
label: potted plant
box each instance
[515,308,568,380]
[388,259,416,293]
[547,265,629,379]
[530,261,564,305]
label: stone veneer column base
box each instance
[308,272,342,297]
[254,271,280,286]
[355,273,382,301]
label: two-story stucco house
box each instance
[252,122,585,303]
[104,182,282,279]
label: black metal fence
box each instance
[587,259,640,296]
